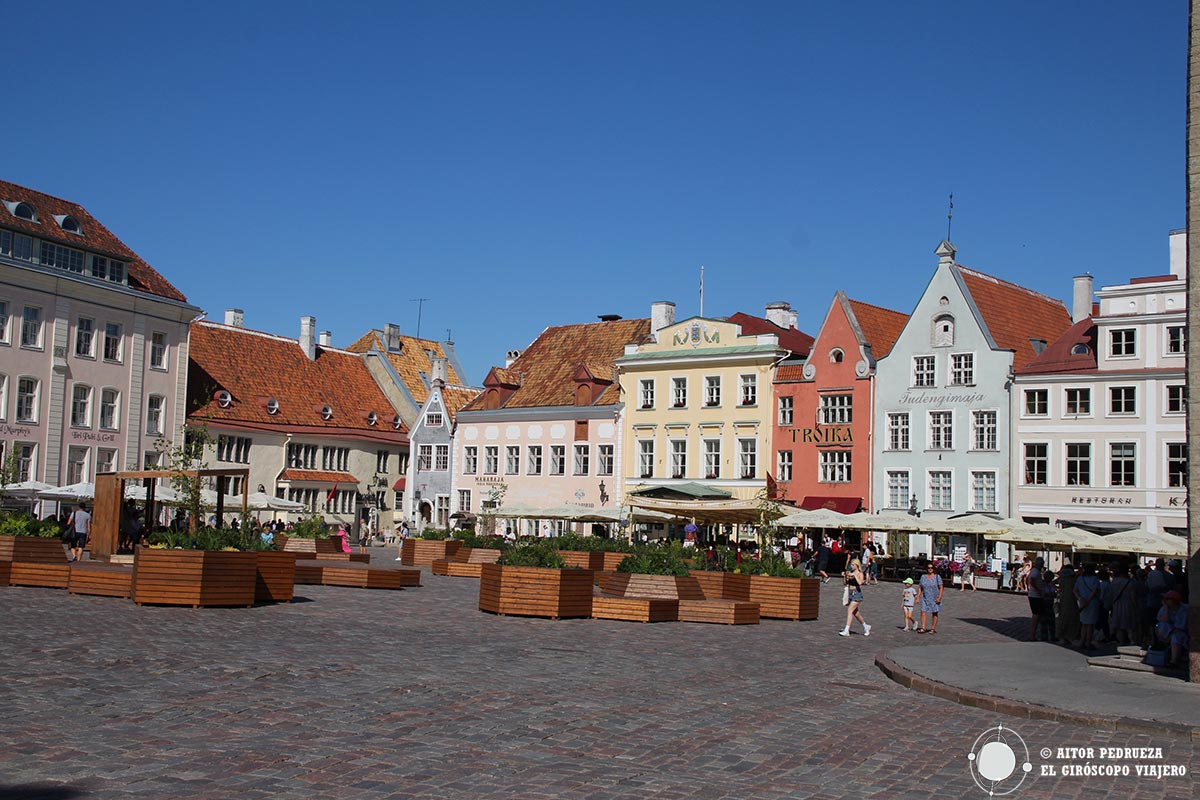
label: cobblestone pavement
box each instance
[1,561,1195,799]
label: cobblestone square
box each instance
[1,565,1195,799]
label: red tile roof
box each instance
[957,267,1073,369]
[279,470,360,483]
[188,321,407,444]
[0,179,187,302]
[1016,318,1097,375]
[846,299,909,359]
[439,385,482,420]
[726,312,814,357]
[774,363,807,383]
[462,318,650,411]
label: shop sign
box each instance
[787,427,853,444]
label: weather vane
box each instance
[947,192,954,241]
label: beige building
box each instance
[1011,232,1187,536]
[614,302,811,503]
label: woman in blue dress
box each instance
[916,563,944,633]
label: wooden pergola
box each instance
[91,468,250,561]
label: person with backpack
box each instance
[66,504,91,563]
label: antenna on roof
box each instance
[410,298,430,339]
[699,265,705,318]
[946,192,954,242]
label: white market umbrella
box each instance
[1075,528,1186,558]
[123,483,183,504]
[842,511,929,533]
[0,480,56,498]
[231,491,305,512]
[986,524,1108,552]
[776,508,852,529]
[37,481,95,501]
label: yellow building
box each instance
[615,303,812,502]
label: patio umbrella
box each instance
[841,511,929,532]
[0,480,56,498]
[123,484,183,504]
[230,491,305,512]
[1075,528,1186,558]
[928,514,1021,535]
[36,481,96,501]
[985,524,1107,552]
[776,508,852,529]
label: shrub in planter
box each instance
[497,541,566,569]
[615,547,688,576]
[417,528,452,541]
[0,511,63,539]
[736,554,804,579]
[457,532,511,552]
[286,516,331,539]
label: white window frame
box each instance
[949,352,974,386]
[0,373,6,421]
[70,384,92,428]
[97,447,118,475]
[777,395,793,426]
[1066,442,1092,486]
[0,299,9,344]
[573,444,590,476]
[638,439,655,478]
[1064,387,1092,417]
[457,489,472,513]
[928,409,954,450]
[504,445,520,475]
[819,394,852,425]
[671,377,687,408]
[1023,388,1049,417]
[1166,384,1186,415]
[1108,386,1137,417]
[20,306,42,349]
[1166,442,1187,488]
[597,443,614,476]
[638,379,655,409]
[463,446,477,475]
[819,450,851,483]
[704,375,721,407]
[738,374,757,406]
[970,470,997,513]
[704,439,721,479]
[149,331,168,370]
[16,376,39,423]
[886,470,910,510]
[777,449,792,482]
[738,438,757,479]
[1109,328,1136,358]
[66,446,89,484]
[483,446,498,475]
[970,409,997,451]
[927,470,953,511]
[670,439,686,478]
[912,355,935,387]
[550,445,566,476]
[434,444,449,471]
[103,322,123,362]
[1165,325,1186,355]
[425,411,443,428]
[75,317,95,358]
[1109,442,1136,488]
[527,445,543,476]
[886,412,909,451]
[1023,442,1048,486]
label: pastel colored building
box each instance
[773,292,907,513]
[615,302,812,504]
[455,315,651,535]
[872,242,1072,559]
[1011,231,1187,536]
[0,179,199,487]
[187,314,408,531]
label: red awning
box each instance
[800,496,861,514]
[393,477,406,491]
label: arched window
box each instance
[13,202,37,221]
[932,314,955,347]
[575,384,592,406]
[829,348,844,363]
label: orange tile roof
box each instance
[440,385,482,419]
[1017,318,1098,375]
[846,299,909,359]
[279,470,360,483]
[345,330,468,407]
[463,318,650,410]
[774,363,807,383]
[1,179,188,302]
[957,267,1073,369]
[188,321,406,442]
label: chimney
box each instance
[224,308,244,327]
[935,240,956,267]
[765,302,793,329]
[1169,229,1186,279]
[431,357,448,388]
[319,330,332,347]
[505,349,521,368]
[384,323,401,353]
[651,301,676,336]
[1072,275,1094,323]
[300,316,316,361]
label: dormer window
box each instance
[6,201,38,222]
[266,398,280,415]
[392,415,402,430]
[1071,343,1090,356]
[829,348,844,363]
[216,390,233,408]
[55,215,83,235]
[367,411,378,426]
[321,405,334,421]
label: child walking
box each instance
[901,578,918,631]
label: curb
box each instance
[874,653,1200,742]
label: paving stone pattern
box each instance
[1,560,1195,799]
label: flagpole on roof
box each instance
[699,265,704,318]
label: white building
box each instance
[0,179,199,488]
[1011,232,1187,536]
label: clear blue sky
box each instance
[5,1,1185,385]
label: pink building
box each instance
[1,180,198,487]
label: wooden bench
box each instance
[597,573,760,624]
[294,559,422,589]
[591,595,679,623]
[431,548,502,578]
[7,562,71,589]
[68,562,134,598]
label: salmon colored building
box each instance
[773,292,907,514]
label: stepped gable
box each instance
[726,311,814,357]
[956,266,1073,368]
[464,317,650,410]
[1017,318,1098,375]
[346,330,467,407]
[846,298,909,358]
[189,321,406,440]
[0,179,186,302]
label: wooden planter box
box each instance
[747,575,820,620]
[8,562,70,589]
[431,548,503,578]
[556,550,593,569]
[601,573,704,600]
[274,535,344,556]
[255,551,298,603]
[557,550,633,570]
[689,571,751,601]
[0,535,68,563]
[132,549,257,607]
[68,562,134,598]
[479,564,594,619]
[294,560,421,589]
[401,539,463,566]
[0,562,9,585]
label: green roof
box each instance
[628,482,733,500]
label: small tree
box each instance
[479,481,508,536]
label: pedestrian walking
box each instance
[67,504,91,563]
[1026,556,1045,641]
[959,553,977,591]
[901,578,917,631]
[837,559,871,637]
[816,537,832,583]
[915,563,944,634]
[394,521,410,561]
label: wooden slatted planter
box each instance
[677,599,760,625]
[592,595,679,622]
[601,573,705,600]
[401,539,463,566]
[132,550,257,607]
[274,535,344,556]
[8,562,71,589]
[0,561,10,586]
[478,564,594,619]
[255,551,298,603]
[555,550,593,569]
[0,535,69,563]
[431,548,503,578]
[556,550,632,570]
[747,575,821,620]
[294,559,421,589]
[689,571,752,601]
[598,552,631,570]
[68,562,134,598]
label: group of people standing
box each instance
[1022,555,1190,665]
